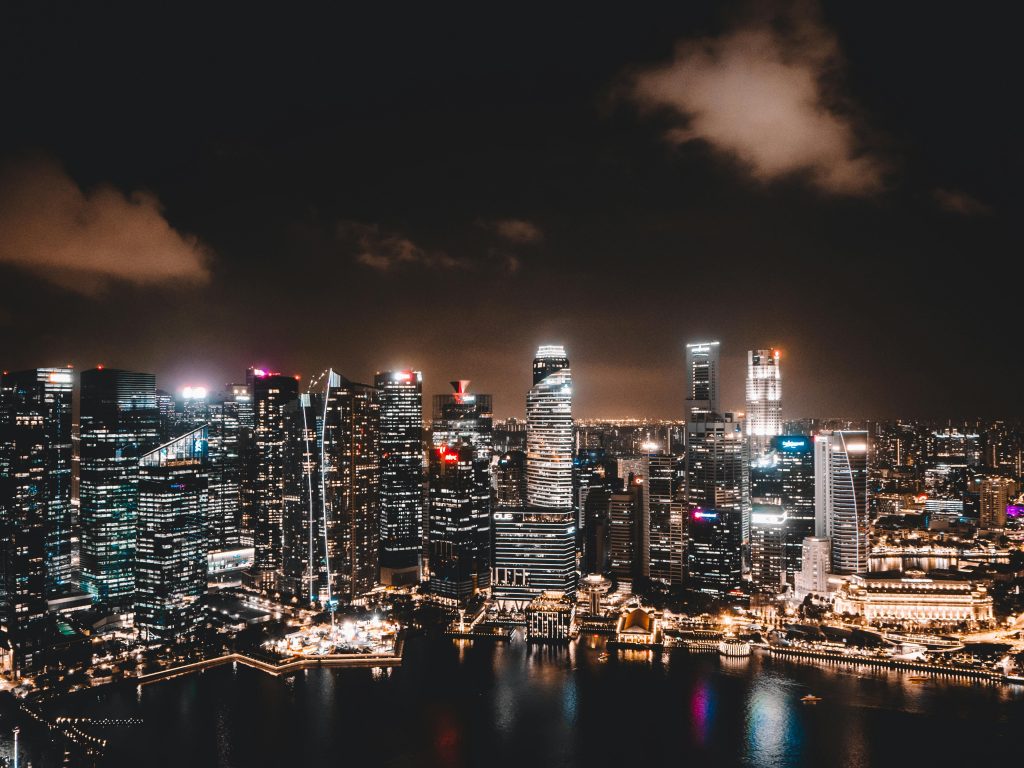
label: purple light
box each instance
[1007,505,1023,519]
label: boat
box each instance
[718,637,751,657]
[597,652,609,663]
[907,675,929,683]
[801,694,823,704]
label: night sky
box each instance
[0,3,1019,419]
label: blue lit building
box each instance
[135,427,209,642]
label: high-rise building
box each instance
[375,370,424,585]
[249,369,299,588]
[428,380,493,601]
[979,476,1017,529]
[491,509,577,608]
[79,368,160,609]
[685,341,720,417]
[281,370,380,605]
[750,504,786,590]
[646,453,682,585]
[495,451,527,510]
[135,427,208,642]
[427,443,491,603]
[0,368,74,593]
[686,507,742,596]
[745,349,782,457]
[774,435,815,584]
[685,413,750,543]
[815,431,869,574]
[0,368,74,673]
[205,389,247,553]
[526,346,573,510]
[608,475,646,583]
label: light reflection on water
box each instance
[18,634,1024,768]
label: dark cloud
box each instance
[490,218,544,244]
[340,221,463,271]
[0,155,210,294]
[932,188,990,216]
[623,4,884,195]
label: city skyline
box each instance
[0,5,1019,421]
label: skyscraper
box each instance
[750,504,786,590]
[281,370,380,605]
[79,368,160,609]
[608,474,646,583]
[774,435,815,583]
[0,368,74,592]
[685,413,750,543]
[375,370,424,585]
[685,341,720,417]
[428,380,493,602]
[815,431,869,574]
[495,451,527,510]
[0,368,74,673]
[427,443,491,603]
[647,452,683,586]
[686,507,742,596]
[135,427,208,642]
[526,346,573,510]
[745,349,782,457]
[250,369,299,588]
[493,347,577,605]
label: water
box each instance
[6,634,1024,767]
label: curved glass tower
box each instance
[526,346,573,510]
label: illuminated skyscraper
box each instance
[750,504,786,590]
[686,507,742,596]
[773,435,815,583]
[250,369,299,587]
[495,451,527,510]
[0,368,74,592]
[282,370,380,605]
[527,345,573,510]
[428,380,492,602]
[375,370,424,585]
[815,431,869,574]
[427,443,491,603]
[1,367,74,673]
[647,452,683,586]
[685,413,750,543]
[745,349,782,457]
[79,368,160,609]
[135,427,208,642]
[685,341,720,417]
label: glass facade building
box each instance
[526,346,573,511]
[815,431,869,574]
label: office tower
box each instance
[427,380,493,600]
[794,537,831,598]
[281,370,380,605]
[526,345,573,510]
[814,431,869,574]
[686,507,742,596]
[750,504,786,590]
[250,369,299,588]
[685,413,750,543]
[774,435,815,584]
[685,341,720,416]
[608,475,646,583]
[979,476,1017,529]
[427,443,491,603]
[206,393,244,552]
[648,453,683,585]
[495,451,527,509]
[0,368,73,674]
[155,389,175,440]
[491,509,577,608]
[79,368,160,609]
[0,368,74,592]
[375,370,424,585]
[745,349,782,457]
[135,427,208,642]
[228,384,257,548]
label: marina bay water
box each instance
[8,633,1024,767]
